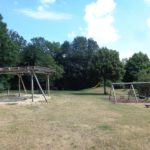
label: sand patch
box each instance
[0,94,50,105]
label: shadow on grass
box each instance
[71,92,108,96]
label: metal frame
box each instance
[110,82,150,103]
[0,66,54,102]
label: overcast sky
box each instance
[0,0,150,59]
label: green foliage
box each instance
[20,37,63,80]
[124,52,150,82]
[138,66,150,81]
[0,15,20,67]
[90,47,124,94]
[0,82,4,91]
[55,36,99,89]
[0,13,150,91]
[136,67,150,98]
[8,30,27,51]
[21,44,42,66]
[0,14,21,89]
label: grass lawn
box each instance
[0,88,150,150]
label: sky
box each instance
[0,0,150,59]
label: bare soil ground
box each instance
[0,94,48,104]
[0,88,150,150]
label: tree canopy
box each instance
[0,15,20,67]
[90,47,124,94]
[55,36,99,89]
[124,52,150,82]
[0,13,149,91]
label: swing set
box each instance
[109,82,150,103]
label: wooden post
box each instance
[131,84,138,103]
[128,85,133,101]
[33,73,47,102]
[20,75,27,94]
[47,74,50,97]
[109,86,112,101]
[112,84,117,103]
[31,73,34,102]
[7,88,10,96]
[18,74,21,97]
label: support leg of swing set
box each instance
[33,73,48,103]
[131,84,138,103]
[110,84,117,103]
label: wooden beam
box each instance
[31,73,34,102]
[131,84,138,103]
[33,73,47,102]
[0,66,55,75]
[18,75,27,94]
[112,82,150,85]
[18,74,21,97]
[109,86,112,101]
[112,85,117,103]
[20,76,27,94]
[128,85,132,100]
[7,87,10,96]
[47,74,50,97]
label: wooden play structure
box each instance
[109,82,150,103]
[0,66,54,102]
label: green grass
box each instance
[97,124,112,131]
[6,103,17,105]
[0,87,150,150]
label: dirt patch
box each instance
[0,94,50,105]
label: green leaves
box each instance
[136,67,150,97]
[90,47,124,94]
[20,37,63,80]
[97,124,112,131]
[124,52,150,82]
[0,13,150,91]
[0,15,20,67]
[55,36,99,89]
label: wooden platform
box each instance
[0,66,54,75]
[0,66,54,102]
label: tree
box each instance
[0,14,20,89]
[0,14,20,67]
[124,52,150,82]
[56,36,99,89]
[55,40,70,65]
[46,41,60,58]
[21,37,63,80]
[87,38,99,58]
[90,47,124,94]
[8,30,27,51]
[137,67,150,98]
[21,44,43,66]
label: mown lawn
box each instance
[0,88,150,150]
